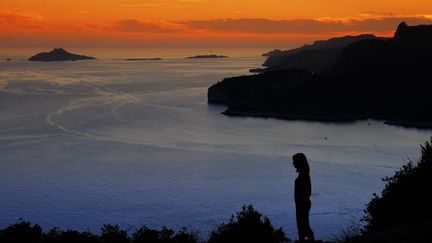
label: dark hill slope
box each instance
[262,34,382,73]
[208,22,432,128]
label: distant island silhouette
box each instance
[125,58,162,61]
[187,55,228,59]
[208,22,432,129]
[29,48,95,62]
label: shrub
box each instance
[0,220,42,243]
[363,137,432,232]
[208,205,289,243]
[132,226,197,243]
[44,227,98,243]
[100,224,129,243]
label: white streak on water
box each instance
[45,100,92,137]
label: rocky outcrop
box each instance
[394,21,432,41]
[29,48,95,62]
[208,22,432,128]
[208,84,229,104]
[208,69,312,105]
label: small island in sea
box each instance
[208,22,432,129]
[186,55,228,59]
[125,58,162,61]
[29,48,95,62]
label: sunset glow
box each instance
[2,0,432,47]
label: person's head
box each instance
[292,153,310,173]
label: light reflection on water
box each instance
[0,56,430,240]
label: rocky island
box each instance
[125,58,162,61]
[29,48,95,62]
[186,55,228,59]
[208,22,432,129]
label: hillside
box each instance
[343,138,432,243]
[261,34,382,73]
[208,22,432,128]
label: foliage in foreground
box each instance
[342,138,432,243]
[5,138,430,243]
[208,205,289,243]
[364,138,432,231]
[0,220,198,243]
[0,205,288,243]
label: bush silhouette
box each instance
[132,226,197,243]
[170,228,198,243]
[0,221,198,243]
[363,137,432,232]
[0,220,42,243]
[44,227,98,243]
[339,138,432,242]
[100,224,129,243]
[208,205,289,243]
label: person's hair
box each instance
[292,153,310,173]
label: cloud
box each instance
[3,14,432,48]
[115,19,186,33]
[114,15,432,36]
[0,11,43,29]
[184,16,432,35]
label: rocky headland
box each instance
[208,22,432,128]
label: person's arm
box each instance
[306,176,312,198]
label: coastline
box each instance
[221,109,432,129]
[207,23,432,131]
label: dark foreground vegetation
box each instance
[208,22,432,128]
[1,139,431,243]
[343,138,432,243]
[0,205,289,243]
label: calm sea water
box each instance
[0,52,430,240]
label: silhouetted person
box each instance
[293,153,315,242]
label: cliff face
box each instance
[29,48,95,62]
[336,21,432,73]
[208,69,312,106]
[208,84,229,104]
[394,21,432,41]
[208,22,432,128]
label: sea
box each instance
[0,47,430,240]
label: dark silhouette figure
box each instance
[293,153,315,242]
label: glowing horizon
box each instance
[2,0,432,48]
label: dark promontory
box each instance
[29,48,95,62]
[208,22,432,128]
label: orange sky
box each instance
[1,0,432,48]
